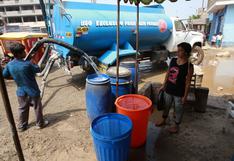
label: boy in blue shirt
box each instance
[3,42,48,131]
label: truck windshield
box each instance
[175,20,186,31]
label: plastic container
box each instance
[85,74,112,122]
[115,94,152,148]
[107,66,132,98]
[120,61,139,93]
[90,113,132,161]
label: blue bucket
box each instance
[91,113,132,161]
[106,66,131,98]
[85,74,112,122]
[120,61,139,93]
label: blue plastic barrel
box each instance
[106,66,131,98]
[91,113,132,161]
[85,74,112,122]
[120,61,139,93]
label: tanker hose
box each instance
[39,53,58,98]
[25,38,99,73]
[36,51,58,77]
[37,44,50,69]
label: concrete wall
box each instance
[222,4,234,47]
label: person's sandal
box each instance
[18,126,28,132]
[36,120,49,129]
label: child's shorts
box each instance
[216,40,221,46]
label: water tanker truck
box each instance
[40,0,204,72]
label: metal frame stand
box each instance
[135,1,140,93]
[115,0,140,96]
[116,0,120,98]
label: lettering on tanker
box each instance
[146,21,159,26]
[95,21,123,27]
[124,21,136,26]
[80,20,160,27]
[80,20,93,27]
[139,21,146,26]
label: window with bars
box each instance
[5,6,20,11]
[23,16,35,22]
[21,5,33,10]
[8,17,22,23]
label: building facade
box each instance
[0,0,48,32]
[207,0,234,47]
[188,8,208,34]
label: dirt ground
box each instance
[0,47,234,161]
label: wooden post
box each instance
[0,66,25,161]
[135,1,139,93]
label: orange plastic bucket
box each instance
[115,94,152,148]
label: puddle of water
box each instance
[201,53,234,91]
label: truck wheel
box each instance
[191,46,204,65]
[151,50,169,64]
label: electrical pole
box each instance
[202,0,205,11]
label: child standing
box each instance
[211,34,216,47]
[2,42,48,131]
[155,42,194,133]
[216,32,223,48]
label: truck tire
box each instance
[191,46,204,65]
[151,50,169,63]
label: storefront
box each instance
[208,1,234,47]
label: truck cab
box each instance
[164,17,204,53]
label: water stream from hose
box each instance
[81,53,100,74]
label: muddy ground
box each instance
[0,47,234,161]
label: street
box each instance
[0,47,234,161]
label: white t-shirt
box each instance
[211,36,216,42]
[217,35,223,41]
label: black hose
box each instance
[36,55,55,77]
[26,38,85,60]
[25,38,99,73]
[40,59,55,98]
[37,44,50,68]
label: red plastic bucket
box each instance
[115,94,152,148]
